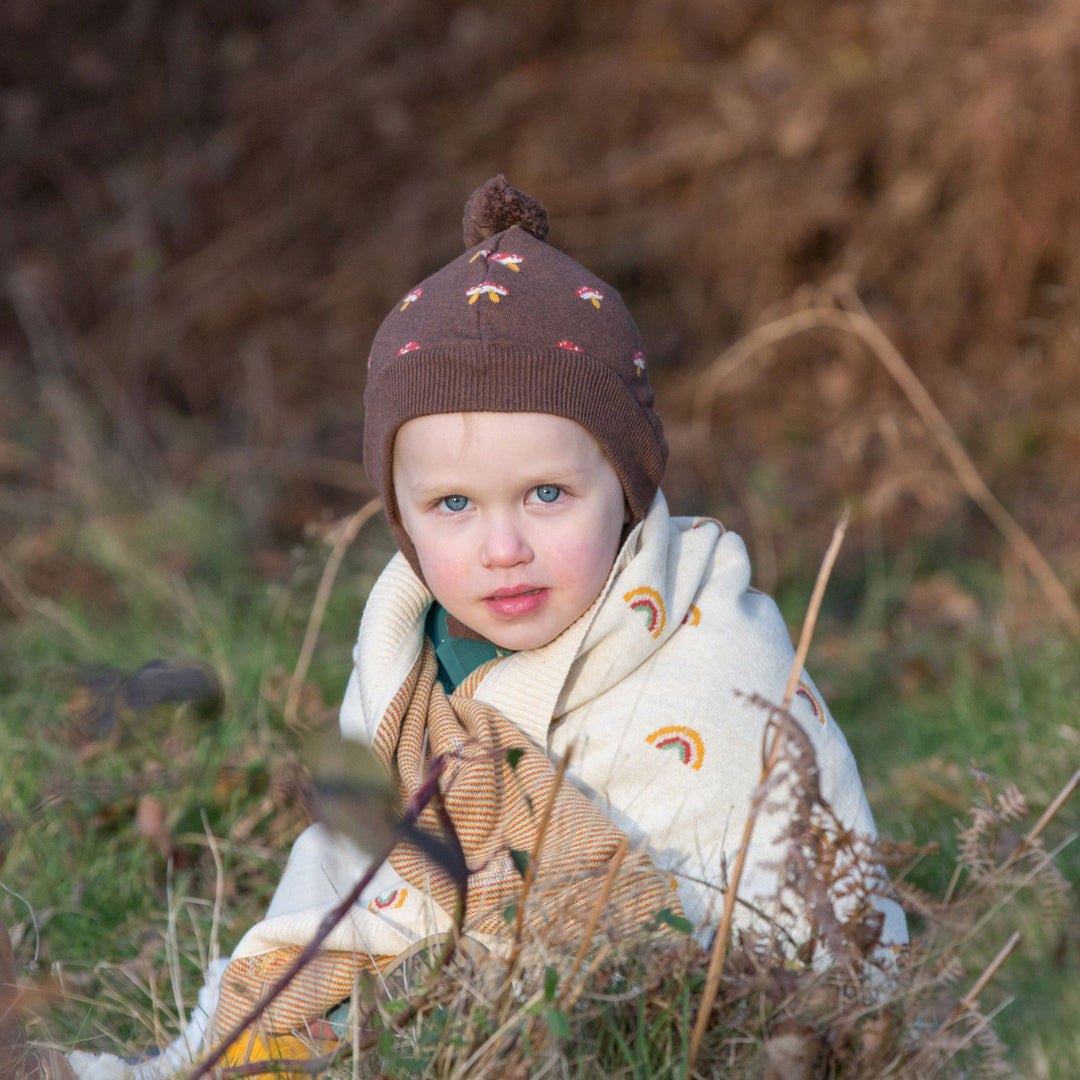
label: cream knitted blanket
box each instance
[212,638,678,1037]
[214,491,907,1037]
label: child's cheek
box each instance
[418,543,469,603]
[552,532,614,585]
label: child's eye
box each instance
[532,485,562,504]
[439,494,470,512]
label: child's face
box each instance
[393,412,628,651]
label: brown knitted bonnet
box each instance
[363,175,668,570]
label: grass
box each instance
[1,480,1078,1077]
[0,482,393,1055]
[774,551,1080,1078]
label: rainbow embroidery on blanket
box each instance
[623,585,666,637]
[368,888,408,913]
[691,516,724,532]
[796,682,825,725]
[682,604,701,626]
[646,725,705,770]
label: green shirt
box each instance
[424,603,510,692]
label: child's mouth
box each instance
[483,586,548,618]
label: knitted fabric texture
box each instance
[333,493,910,950]
[211,639,680,1040]
[363,175,667,575]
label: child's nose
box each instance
[480,518,532,568]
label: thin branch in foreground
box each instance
[189,756,455,1080]
[1006,764,1080,868]
[506,748,574,980]
[953,930,1022,1019]
[285,497,382,728]
[687,509,849,1071]
[692,298,1080,638]
[557,838,629,1009]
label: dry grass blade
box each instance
[687,509,849,1071]
[0,554,97,653]
[285,497,381,727]
[693,299,1080,638]
[503,749,573,990]
[953,930,1022,1019]
[1006,764,1080,868]
[781,507,850,713]
[557,838,629,1009]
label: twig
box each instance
[284,498,381,727]
[1006,764,1080,867]
[164,861,188,1053]
[0,883,41,966]
[213,783,469,1080]
[693,301,1080,638]
[558,941,616,1015]
[558,838,629,1008]
[204,813,226,982]
[506,749,574,983]
[687,510,848,1070]
[781,506,849,712]
[189,756,450,1080]
[951,930,1022,1020]
[448,987,548,1080]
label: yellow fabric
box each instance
[211,641,679,1046]
[218,1022,338,1079]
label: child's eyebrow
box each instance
[403,478,462,503]
[404,465,592,503]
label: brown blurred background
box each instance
[2,0,1078,603]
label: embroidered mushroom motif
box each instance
[399,287,422,310]
[576,285,604,308]
[557,339,584,352]
[466,281,509,304]
[397,341,420,355]
[489,253,523,271]
[632,351,646,376]
[468,249,490,263]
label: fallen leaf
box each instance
[135,795,173,859]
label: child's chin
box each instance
[485,618,570,653]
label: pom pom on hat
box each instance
[462,174,549,247]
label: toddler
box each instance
[209,176,907,1068]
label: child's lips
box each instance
[483,586,548,618]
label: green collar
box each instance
[425,604,510,692]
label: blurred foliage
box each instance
[2,0,1079,579]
